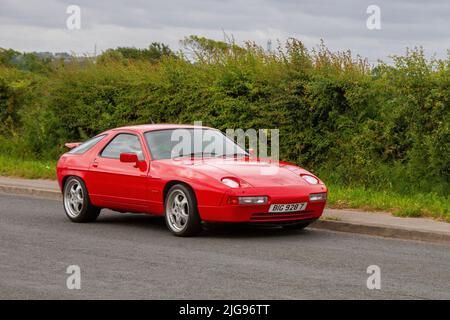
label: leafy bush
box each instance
[0,66,36,137]
[0,39,448,197]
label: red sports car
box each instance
[57,124,327,236]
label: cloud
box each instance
[0,0,448,62]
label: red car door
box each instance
[86,132,150,212]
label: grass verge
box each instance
[0,156,448,222]
[0,155,56,179]
[327,184,450,222]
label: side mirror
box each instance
[120,152,139,163]
[119,152,147,171]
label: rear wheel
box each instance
[63,176,100,222]
[165,184,202,237]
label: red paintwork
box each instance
[56,124,327,223]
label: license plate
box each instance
[269,202,307,213]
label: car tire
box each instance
[282,221,311,230]
[165,184,202,237]
[63,176,100,223]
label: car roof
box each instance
[107,124,213,134]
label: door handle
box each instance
[92,162,98,168]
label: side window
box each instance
[101,133,144,160]
[68,134,106,154]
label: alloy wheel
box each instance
[166,190,190,232]
[64,179,84,218]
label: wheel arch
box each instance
[61,175,71,188]
[61,174,90,194]
[163,180,198,205]
[62,174,84,188]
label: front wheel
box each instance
[63,176,100,223]
[165,184,202,237]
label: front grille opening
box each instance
[250,211,316,222]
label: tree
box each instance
[96,42,175,64]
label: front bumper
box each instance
[198,185,327,223]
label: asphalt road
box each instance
[1,193,449,299]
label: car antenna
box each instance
[149,117,155,124]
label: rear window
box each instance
[68,134,106,154]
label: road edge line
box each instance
[311,219,450,245]
[0,184,61,200]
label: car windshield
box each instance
[144,128,248,160]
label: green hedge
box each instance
[0,38,448,196]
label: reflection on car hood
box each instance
[172,157,309,187]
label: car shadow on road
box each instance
[95,211,315,239]
[201,223,315,239]
[95,211,166,229]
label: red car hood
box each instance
[170,157,309,187]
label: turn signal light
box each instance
[309,192,327,201]
[228,196,268,205]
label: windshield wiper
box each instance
[218,152,248,158]
[173,152,217,159]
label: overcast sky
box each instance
[1,0,449,63]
